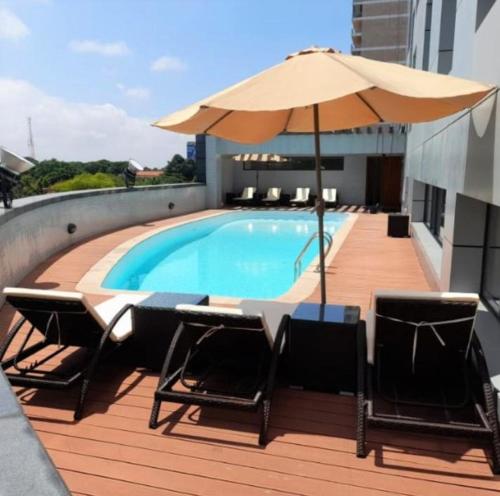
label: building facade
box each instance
[403,0,500,398]
[352,0,410,63]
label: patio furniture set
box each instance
[1,286,499,473]
[228,186,338,207]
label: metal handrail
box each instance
[294,231,333,281]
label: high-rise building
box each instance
[351,0,410,64]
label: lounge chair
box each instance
[322,188,337,207]
[357,290,500,474]
[233,186,256,205]
[290,187,310,206]
[0,288,144,420]
[262,187,281,205]
[149,303,291,446]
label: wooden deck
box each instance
[1,209,499,496]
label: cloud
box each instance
[0,79,189,166]
[151,56,187,72]
[69,40,130,57]
[0,8,30,40]
[116,83,150,100]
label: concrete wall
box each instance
[0,183,206,302]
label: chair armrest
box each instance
[265,314,290,399]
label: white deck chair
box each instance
[262,187,281,203]
[290,187,310,205]
[0,287,145,420]
[234,187,256,203]
[322,188,338,206]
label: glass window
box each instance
[437,0,457,74]
[423,184,446,243]
[243,156,344,172]
[422,1,433,70]
[482,204,500,316]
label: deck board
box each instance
[1,208,498,495]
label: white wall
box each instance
[0,184,206,304]
[227,155,367,204]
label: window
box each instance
[481,204,500,316]
[424,184,446,243]
[422,1,433,70]
[437,0,457,74]
[476,0,496,30]
[242,156,344,172]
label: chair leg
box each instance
[74,378,90,421]
[484,381,500,474]
[356,393,367,458]
[149,399,162,429]
[259,399,271,446]
[472,336,500,474]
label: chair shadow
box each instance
[152,397,269,449]
[14,351,148,422]
[371,442,498,481]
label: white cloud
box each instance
[0,8,30,40]
[0,79,188,166]
[69,40,130,57]
[151,56,187,72]
[116,83,150,100]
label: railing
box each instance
[294,231,333,281]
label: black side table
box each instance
[288,303,361,394]
[387,214,410,237]
[132,292,209,371]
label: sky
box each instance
[0,0,352,167]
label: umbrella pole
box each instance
[313,103,327,305]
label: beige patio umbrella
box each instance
[154,46,494,303]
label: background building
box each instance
[202,1,409,210]
[403,0,500,401]
[352,0,410,63]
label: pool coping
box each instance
[76,209,358,304]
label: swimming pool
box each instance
[103,211,348,299]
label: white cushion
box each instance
[176,304,243,316]
[175,304,273,347]
[4,287,144,344]
[264,188,281,201]
[291,187,309,202]
[322,188,337,202]
[235,187,255,200]
[373,289,479,303]
[3,287,86,303]
[366,309,376,365]
[93,294,146,343]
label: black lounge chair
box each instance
[0,288,144,420]
[149,303,291,446]
[357,290,500,474]
[233,187,256,206]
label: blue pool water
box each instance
[103,211,347,299]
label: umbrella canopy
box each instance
[153,47,495,304]
[153,46,493,144]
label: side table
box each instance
[288,302,361,394]
[132,292,209,371]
